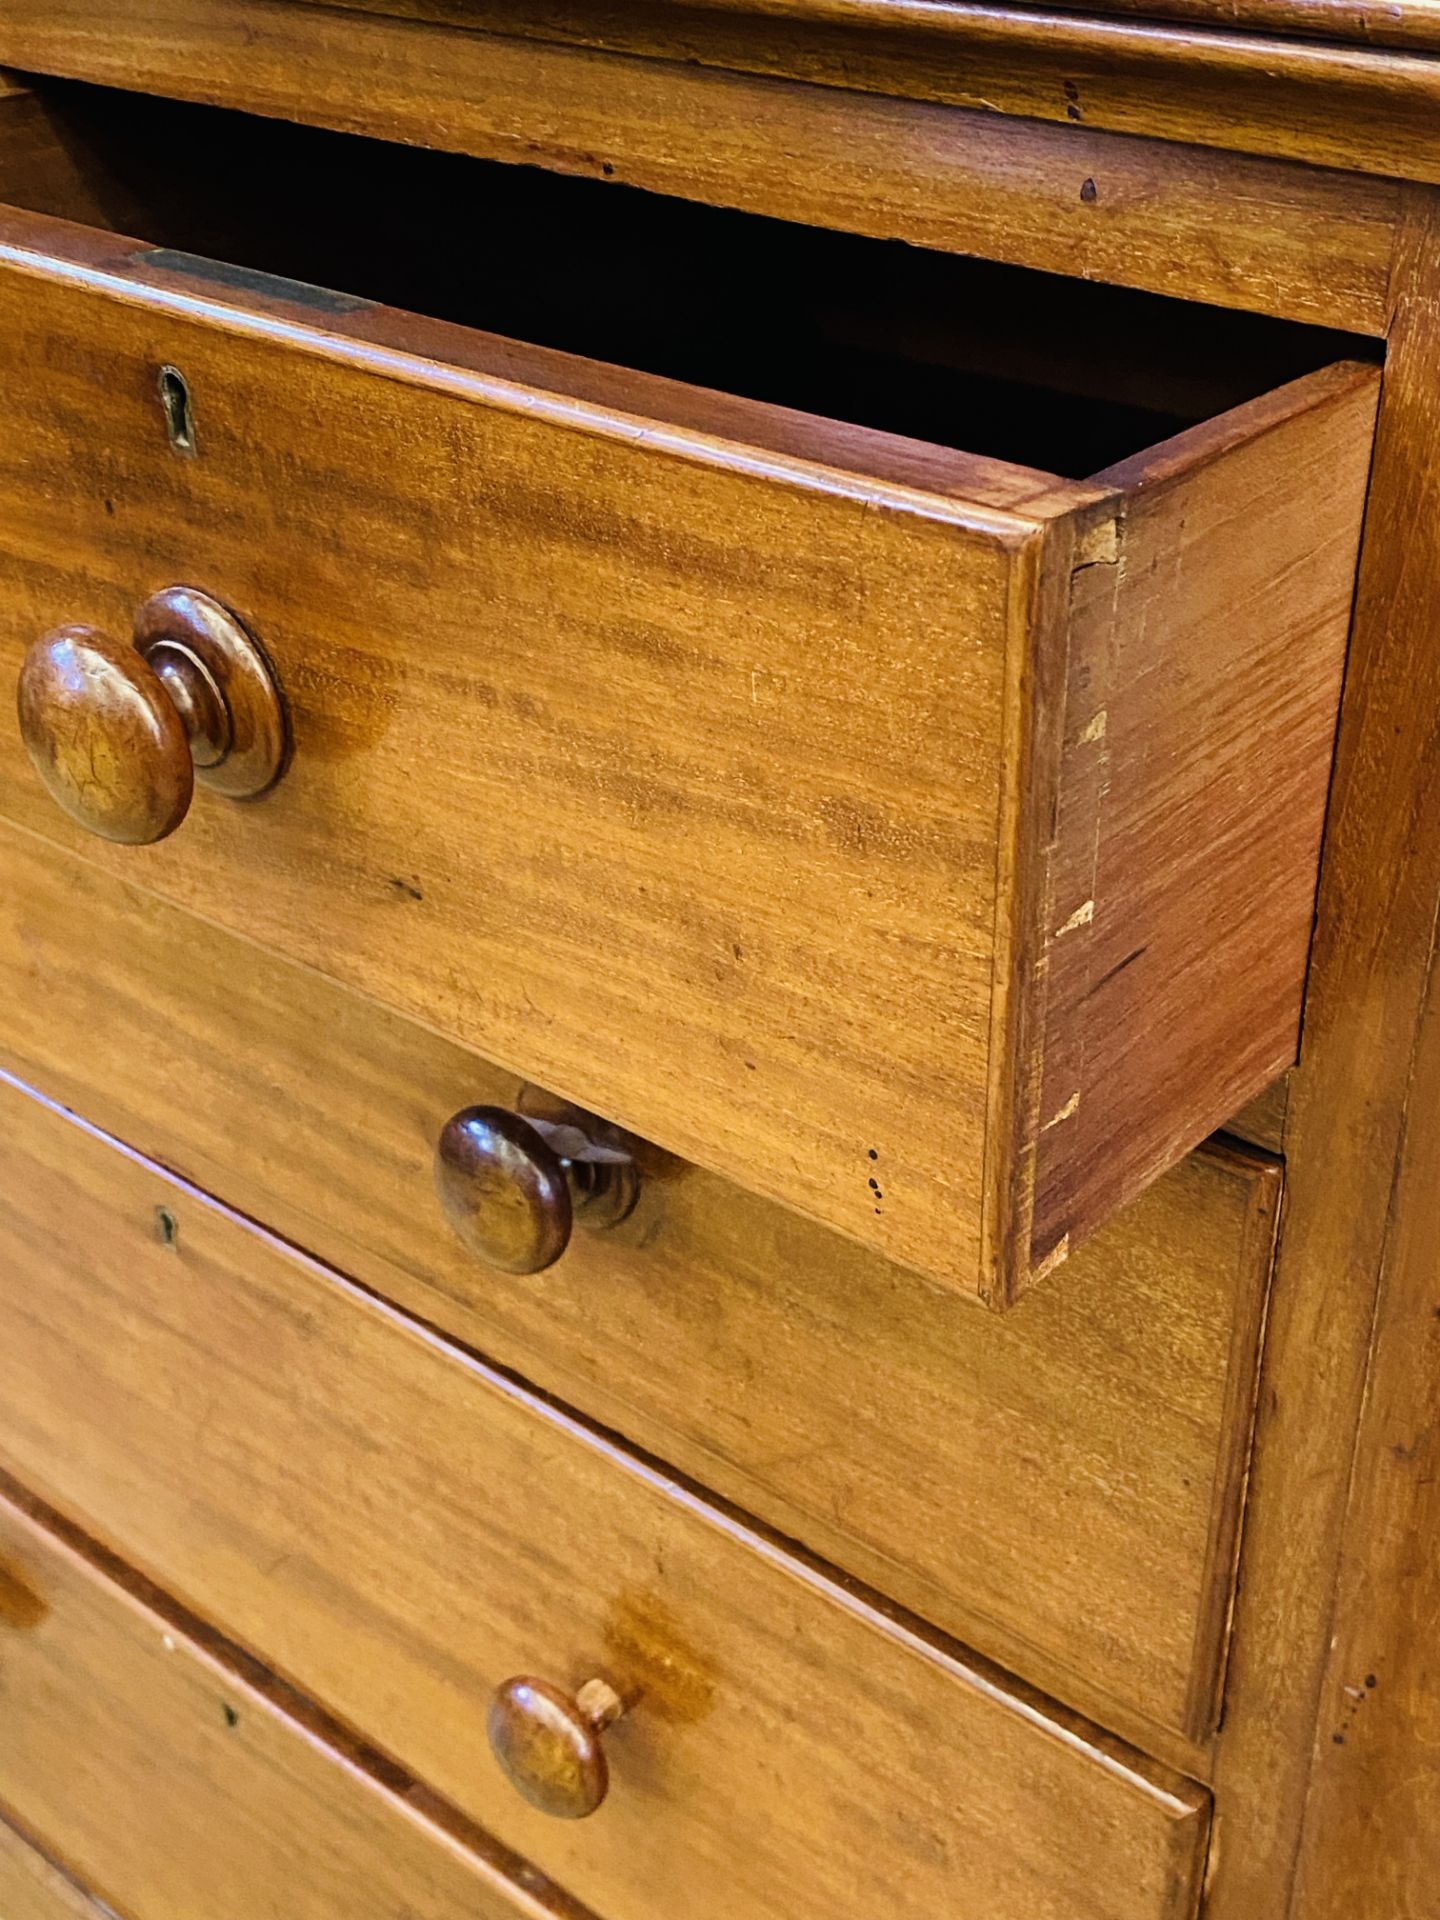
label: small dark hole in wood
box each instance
[157,365,197,456]
[154,1206,179,1247]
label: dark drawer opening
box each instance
[8,74,1375,479]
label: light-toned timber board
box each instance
[0,1815,115,1920]
[1024,366,1376,1270]
[1203,189,1440,1920]
[0,206,1051,1296]
[0,167,1354,1313]
[273,0,1440,184]
[0,813,1279,1758]
[973,0,1440,51]
[0,2,1403,335]
[0,1486,594,1920]
[0,1067,1214,1920]
[1201,190,1440,1920]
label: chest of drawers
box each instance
[0,6,1435,1918]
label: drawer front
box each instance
[0,1488,581,1920]
[0,820,1279,1748]
[0,1816,107,1920]
[0,1068,1210,1920]
[0,202,1036,1303]
[0,84,1377,1300]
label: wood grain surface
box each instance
[0,1067,1212,1920]
[254,0,1440,180]
[1202,189,1440,1920]
[0,1487,592,1920]
[1201,188,1440,1920]
[0,179,1369,1294]
[0,1815,112,1920]
[442,0,1440,179]
[1222,1074,1290,1154]
[0,8,1403,334]
[893,0,1440,52]
[0,200,1039,1295]
[0,817,1279,1755]
[1024,365,1377,1275]
[1291,907,1440,1919]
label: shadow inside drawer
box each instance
[8,73,1376,477]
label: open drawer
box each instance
[0,77,1377,1301]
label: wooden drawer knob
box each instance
[17,586,286,844]
[434,1104,639,1275]
[487,1675,625,1819]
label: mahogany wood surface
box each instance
[925,0,1440,52]
[0,10,1404,334]
[0,815,1281,1758]
[1216,189,1440,1920]
[1020,368,1374,1277]
[0,164,1373,1297]
[207,0,1440,181]
[0,1067,1213,1920]
[1297,887,1440,1920]
[0,13,1436,1916]
[0,1485,591,1920]
[1200,189,1440,1920]
[1292,874,1440,1918]
[0,1815,111,1920]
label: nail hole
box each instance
[154,1206,179,1248]
[157,365,197,456]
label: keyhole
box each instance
[157,365,196,456]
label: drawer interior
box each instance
[7,75,1372,477]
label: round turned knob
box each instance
[16,586,286,845]
[435,1103,639,1276]
[488,1675,625,1819]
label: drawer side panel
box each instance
[1025,362,1379,1285]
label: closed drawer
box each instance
[0,1487,585,1920]
[0,1067,1211,1920]
[0,78,1375,1302]
[0,1814,108,1920]
[0,819,1277,1752]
